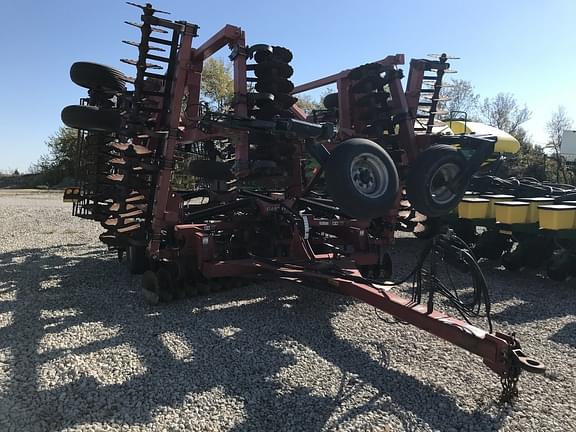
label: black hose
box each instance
[469,174,576,198]
[399,232,494,333]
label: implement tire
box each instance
[61,105,122,132]
[326,138,399,219]
[70,62,126,92]
[406,145,468,217]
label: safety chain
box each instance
[499,365,520,404]
[499,333,521,404]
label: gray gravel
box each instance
[0,189,574,432]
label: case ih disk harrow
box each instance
[61,2,544,402]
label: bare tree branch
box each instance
[481,93,531,135]
[440,79,480,120]
[546,105,574,150]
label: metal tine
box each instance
[427,53,460,60]
[124,21,169,34]
[148,36,173,46]
[423,82,454,88]
[420,95,451,101]
[146,53,170,63]
[122,40,166,52]
[418,109,449,115]
[126,1,170,14]
[120,58,164,70]
[122,76,136,84]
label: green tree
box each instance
[294,87,336,116]
[296,94,323,115]
[511,126,532,149]
[506,140,548,180]
[201,58,234,111]
[32,127,78,185]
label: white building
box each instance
[560,130,576,162]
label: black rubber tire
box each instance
[127,245,148,275]
[348,63,385,80]
[323,93,339,109]
[70,62,126,92]
[272,46,293,63]
[255,78,294,94]
[188,160,233,180]
[61,105,122,132]
[350,76,386,94]
[248,92,275,108]
[250,44,273,63]
[406,145,468,218]
[253,61,294,79]
[325,138,399,219]
[546,253,573,281]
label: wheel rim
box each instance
[350,153,389,198]
[429,162,461,205]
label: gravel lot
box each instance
[0,189,574,431]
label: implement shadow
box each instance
[477,266,575,325]
[0,245,506,431]
[391,236,575,328]
[550,321,576,348]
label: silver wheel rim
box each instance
[350,153,389,199]
[429,162,460,205]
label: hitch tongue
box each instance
[512,348,546,374]
[493,332,546,403]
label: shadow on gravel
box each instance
[393,237,575,326]
[474,264,575,326]
[0,245,508,431]
[550,322,576,348]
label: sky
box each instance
[1,0,574,172]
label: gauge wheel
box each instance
[61,105,122,132]
[406,145,468,217]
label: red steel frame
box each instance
[143,22,544,386]
[171,221,529,378]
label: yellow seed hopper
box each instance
[448,121,521,154]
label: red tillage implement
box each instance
[61,2,544,402]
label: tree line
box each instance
[442,79,574,182]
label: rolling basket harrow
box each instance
[61,2,544,402]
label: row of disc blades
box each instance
[61,6,175,248]
[245,45,298,175]
[63,95,155,247]
[247,44,297,120]
[347,63,396,137]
